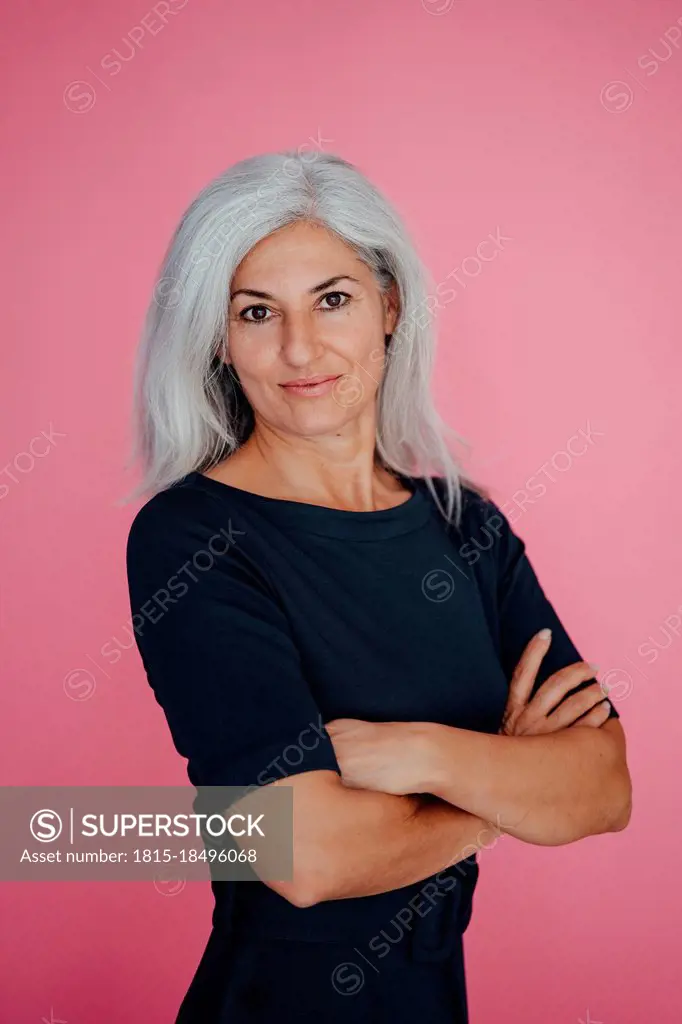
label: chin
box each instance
[279,404,362,435]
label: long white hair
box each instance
[123,149,487,525]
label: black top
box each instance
[125,471,619,961]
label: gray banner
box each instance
[0,785,293,881]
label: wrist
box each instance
[401,720,448,796]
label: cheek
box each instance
[348,340,389,395]
[328,319,387,375]
[229,332,279,379]
[366,341,389,381]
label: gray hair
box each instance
[123,149,487,525]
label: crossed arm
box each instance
[250,630,633,908]
[326,715,631,844]
[258,632,633,906]
[422,716,630,841]
[248,713,631,908]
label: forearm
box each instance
[292,781,492,904]
[414,722,630,846]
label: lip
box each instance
[281,375,341,387]
[279,374,342,396]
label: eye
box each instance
[319,291,351,311]
[238,304,272,325]
[237,291,351,325]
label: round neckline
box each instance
[185,470,433,540]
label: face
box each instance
[225,219,399,437]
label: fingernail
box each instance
[589,662,600,673]
[537,628,552,640]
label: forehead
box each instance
[231,220,367,285]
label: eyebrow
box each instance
[230,275,361,302]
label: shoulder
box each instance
[127,477,219,554]
[125,476,254,585]
[418,475,503,536]
[420,475,525,580]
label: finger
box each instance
[518,685,610,736]
[325,718,356,734]
[507,629,553,710]
[567,698,612,729]
[548,680,611,727]
[527,661,600,719]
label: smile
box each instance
[279,375,343,396]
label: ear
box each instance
[383,278,401,336]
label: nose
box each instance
[280,310,325,367]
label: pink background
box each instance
[2,0,681,1020]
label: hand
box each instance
[325,718,429,795]
[500,629,613,736]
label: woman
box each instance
[125,150,631,1023]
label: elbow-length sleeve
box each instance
[125,488,342,788]
[471,493,620,720]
